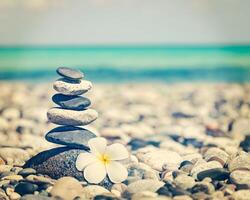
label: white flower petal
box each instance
[84,162,106,184]
[88,137,107,155]
[106,161,128,183]
[76,153,97,171]
[105,143,129,160]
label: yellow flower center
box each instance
[99,154,111,165]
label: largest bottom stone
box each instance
[24,147,86,180]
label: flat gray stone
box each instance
[53,78,92,96]
[52,94,91,110]
[56,67,84,80]
[45,126,96,149]
[47,108,98,126]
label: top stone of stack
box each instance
[53,67,92,96]
[57,67,84,81]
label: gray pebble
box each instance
[18,168,36,177]
[52,94,91,110]
[57,67,84,80]
[53,78,92,96]
[45,126,96,149]
[47,108,98,126]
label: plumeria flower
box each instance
[76,137,129,184]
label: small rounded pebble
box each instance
[203,147,229,166]
[50,177,83,200]
[9,192,21,200]
[191,183,214,194]
[18,168,36,177]
[240,135,250,152]
[174,174,195,190]
[232,189,250,200]
[15,182,38,195]
[230,170,250,189]
[0,148,30,166]
[197,168,230,181]
[2,175,23,181]
[82,185,111,199]
[228,154,250,172]
[126,180,164,194]
[191,160,222,179]
[179,160,193,169]
[136,150,183,171]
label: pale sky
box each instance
[0,0,250,45]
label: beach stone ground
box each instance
[0,83,250,199]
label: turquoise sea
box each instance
[0,45,250,82]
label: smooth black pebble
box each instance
[156,187,172,196]
[240,135,250,152]
[15,182,38,195]
[128,138,159,150]
[179,160,193,169]
[191,184,209,194]
[45,126,96,149]
[197,168,230,181]
[52,94,91,110]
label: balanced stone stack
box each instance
[46,67,98,149]
[24,67,99,181]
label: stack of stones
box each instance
[46,67,98,149]
[24,67,99,181]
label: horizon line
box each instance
[1,43,250,49]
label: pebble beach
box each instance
[0,81,250,200]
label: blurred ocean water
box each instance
[0,45,250,82]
